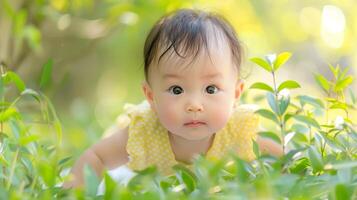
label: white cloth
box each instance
[97,165,137,195]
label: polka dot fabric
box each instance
[120,101,259,176]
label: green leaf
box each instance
[255,109,279,124]
[0,154,9,166]
[335,75,353,91]
[283,148,307,162]
[24,25,42,50]
[235,158,251,182]
[293,115,320,129]
[252,140,260,158]
[0,107,19,122]
[84,164,100,197]
[284,131,296,146]
[294,132,309,145]
[308,146,323,173]
[104,172,117,199]
[328,64,339,79]
[250,57,272,72]
[324,161,357,170]
[314,74,330,93]
[258,131,281,144]
[19,134,39,146]
[329,102,348,111]
[9,119,21,138]
[274,174,299,194]
[267,92,279,115]
[278,94,290,115]
[335,184,352,200]
[128,166,157,192]
[2,0,15,17]
[21,88,41,102]
[277,80,301,92]
[297,95,325,109]
[58,156,72,166]
[13,9,27,38]
[291,124,310,134]
[160,176,177,193]
[318,132,345,153]
[173,164,197,193]
[41,94,62,146]
[3,71,26,92]
[37,160,56,188]
[339,66,350,80]
[274,52,292,71]
[337,168,352,184]
[249,82,274,93]
[40,59,53,89]
[289,157,309,174]
[283,113,293,123]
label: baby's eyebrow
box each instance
[163,73,181,79]
[162,72,222,79]
[202,73,223,79]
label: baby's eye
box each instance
[168,85,184,95]
[206,85,219,94]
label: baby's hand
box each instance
[256,136,284,157]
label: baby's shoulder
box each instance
[229,104,260,125]
[234,104,259,112]
[224,104,260,142]
[115,100,153,128]
[233,104,259,117]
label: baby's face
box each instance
[143,43,243,141]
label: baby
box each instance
[64,8,282,188]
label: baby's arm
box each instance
[63,127,129,188]
[256,136,284,157]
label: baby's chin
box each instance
[168,128,218,141]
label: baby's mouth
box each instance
[184,120,206,128]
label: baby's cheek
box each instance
[209,106,232,129]
[157,105,179,129]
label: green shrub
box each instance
[0,52,356,199]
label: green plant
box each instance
[0,61,69,199]
[1,52,356,200]
[249,52,357,199]
[75,52,357,199]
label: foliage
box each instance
[1,52,356,199]
[0,60,70,199]
[1,1,356,199]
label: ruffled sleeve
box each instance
[119,100,152,170]
[115,100,151,129]
[229,104,260,161]
[123,100,177,174]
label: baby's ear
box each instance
[142,81,155,110]
[235,80,244,99]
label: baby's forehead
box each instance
[156,36,234,73]
[152,51,236,81]
[162,24,230,59]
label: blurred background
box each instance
[0,0,356,156]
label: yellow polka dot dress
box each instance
[116,100,259,176]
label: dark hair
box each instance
[143,9,243,82]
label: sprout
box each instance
[265,54,277,65]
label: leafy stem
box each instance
[272,71,285,153]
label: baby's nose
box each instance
[186,104,203,113]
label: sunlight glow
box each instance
[320,5,346,48]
